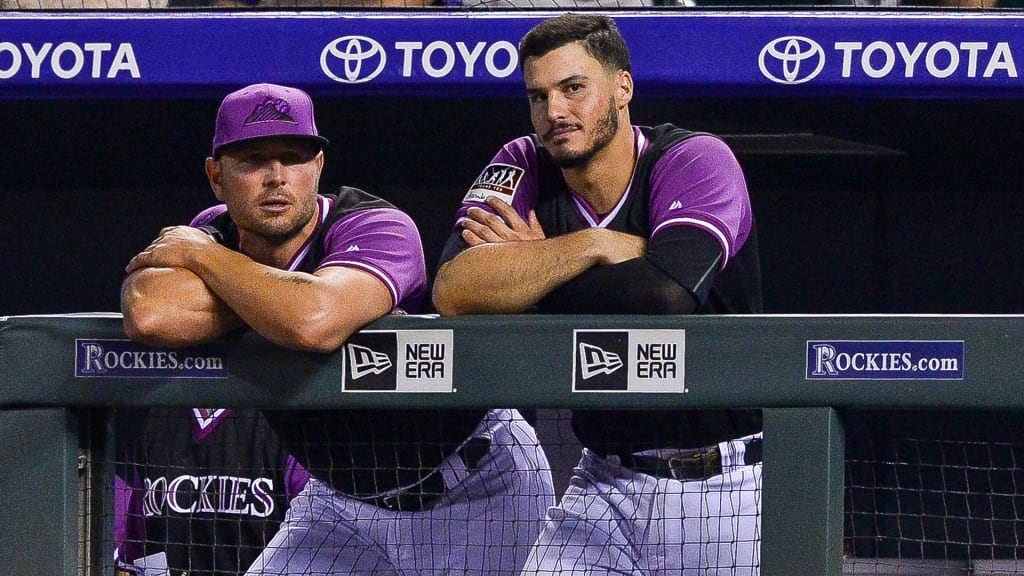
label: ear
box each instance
[616,70,633,109]
[205,157,224,201]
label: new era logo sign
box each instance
[573,330,686,393]
[342,330,454,392]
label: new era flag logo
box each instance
[348,344,392,379]
[578,342,623,379]
[342,330,454,392]
[573,330,686,393]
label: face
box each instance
[207,137,324,241]
[523,42,631,168]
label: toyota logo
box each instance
[321,36,387,84]
[759,36,825,85]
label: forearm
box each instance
[433,231,604,315]
[187,245,388,352]
[539,257,697,315]
[121,267,242,348]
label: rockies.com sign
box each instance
[805,340,965,380]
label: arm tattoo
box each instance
[267,270,314,285]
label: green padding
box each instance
[3,313,1024,410]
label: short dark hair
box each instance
[518,14,631,74]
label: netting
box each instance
[97,408,1024,575]
[845,410,1024,575]
[108,408,763,576]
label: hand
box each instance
[592,228,647,266]
[126,226,218,274]
[461,197,546,246]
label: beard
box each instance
[232,191,318,242]
[548,97,620,169]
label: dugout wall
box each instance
[4,9,1024,576]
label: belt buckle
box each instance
[667,447,721,481]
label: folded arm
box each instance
[432,198,646,315]
[121,266,243,348]
[122,226,393,352]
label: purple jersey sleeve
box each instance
[316,207,428,313]
[284,455,310,501]
[189,205,228,228]
[113,473,146,567]
[453,136,541,228]
[648,134,752,267]
[185,200,427,313]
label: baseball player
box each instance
[114,408,309,576]
[433,14,763,576]
[121,83,554,576]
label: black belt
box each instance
[362,437,490,512]
[621,438,762,482]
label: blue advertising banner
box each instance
[1,11,1023,99]
[806,340,965,380]
[76,338,229,378]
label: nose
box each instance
[263,159,286,187]
[545,92,569,122]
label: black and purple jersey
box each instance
[197,187,487,498]
[440,124,763,453]
[116,409,309,576]
[192,188,428,313]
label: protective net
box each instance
[108,407,763,576]
[845,409,1024,575]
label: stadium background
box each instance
[3,8,1024,575]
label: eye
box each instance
[280,152,304,166]
[281,145,319,165]
[239,153,267,166]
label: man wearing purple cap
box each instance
[121,83,553,576]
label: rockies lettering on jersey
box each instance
[117,408,303,576]
[142,474,276,518]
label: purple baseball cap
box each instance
[211,83,329,156]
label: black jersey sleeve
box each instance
[537,225,722,315]
[436,230,470,271]
[537,256,696,315]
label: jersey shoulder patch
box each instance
[463,163,524,204]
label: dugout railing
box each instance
[1,312,1015,576]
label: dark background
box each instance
[4,95,1021,316]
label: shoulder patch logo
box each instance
[669,200,683,210]
[244,96,297,126]
[463,163,524,205]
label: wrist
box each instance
[579,228,613,266]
